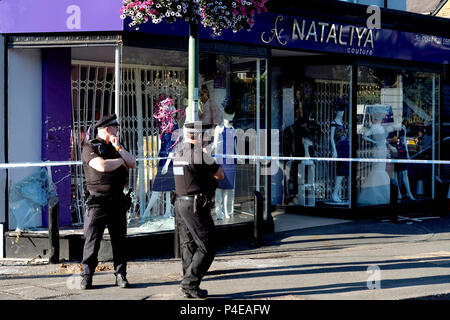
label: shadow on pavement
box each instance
[209,272,450,299]
[203,256,450,299]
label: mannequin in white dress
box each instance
[357,111,396,206]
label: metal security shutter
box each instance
[70,60,187,225]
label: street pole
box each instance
[115,39,122,121]
[174,19,200,258]
[187,20,199,123]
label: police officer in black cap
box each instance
[173,121,224,299]
[80,113,136,289]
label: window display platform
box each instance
[4,218,275,261]
[277,198,444,221]
[134,209,255,233]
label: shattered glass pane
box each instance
[9,168,58,231]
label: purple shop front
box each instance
[0,0,123,33]
[1,1,449,64]
[1,1,449,228]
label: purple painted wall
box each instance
[0,0,123,33]
[0,1,449,64]
[41,48,73,227]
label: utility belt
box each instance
[85,189,133,211]
[175,193,213,212]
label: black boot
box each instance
[115,274,130,288]
[80,275,93,290]
[180,286,208,299]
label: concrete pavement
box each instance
[1,212,450,303]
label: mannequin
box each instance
[199,85,223,126]
[296,133,316,206]
[329,98,350,203]
[302,137,314,163]
[213,113,236,220]
[213,97,237,220]
[389,122,415,200]
[282,105,308,205]
[141,96,184,221]
[357,109,395,206]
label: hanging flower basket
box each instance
[120,0,269,35]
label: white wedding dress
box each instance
[357,123,391,206]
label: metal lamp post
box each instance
[187,20,200,123]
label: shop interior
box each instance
[270,49,440,210]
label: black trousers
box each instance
[81,201,127,276]
[175,197,216,290]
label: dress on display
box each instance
[216,127,236,190]
[282,119,306,200]
[357,124,391,206]
[331,120,350,176]
[152,123,178,192]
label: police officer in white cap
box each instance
[173,121,224,298]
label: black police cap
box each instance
[95,114,119,129]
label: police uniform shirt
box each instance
[173,143,220,198]
[82,138,128,194]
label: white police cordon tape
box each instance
[1,154,450,169]
[0,160,82,169]
[212,154,450,165]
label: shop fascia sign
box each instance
[0,0,123,34]
[261,15,375,55]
